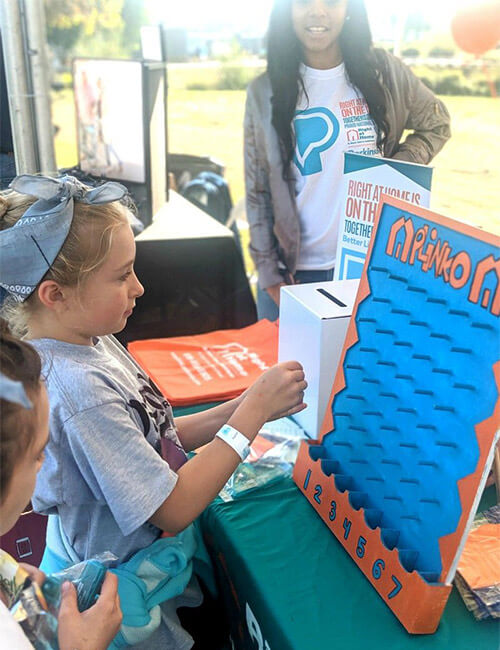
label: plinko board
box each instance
[293,196,500,634]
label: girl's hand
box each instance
[57,572,122,650]
[19,563,45,588]
[243,361,307,423]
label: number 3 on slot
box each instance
[329,500,337,521]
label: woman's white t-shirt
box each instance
[293,62,380,270]
[0,599,33,649]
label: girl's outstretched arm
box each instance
[175,357,308,451]
[149,361,306,534]
[175,396,246,452]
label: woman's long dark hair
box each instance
[267,0,390,178]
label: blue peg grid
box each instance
[318,203,499,582]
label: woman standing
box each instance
[245,0,451,320]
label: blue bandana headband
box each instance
[0,174,128,303]
[0,372,32,409]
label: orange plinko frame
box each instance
[293,196,500,634]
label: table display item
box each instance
[278,279,358,438]
[334,152,432,281]
[294,196,499,633]
[455,504,500,620]
[129,319,277,405]
[220,417,306,502]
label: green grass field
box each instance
[52,88,500,234]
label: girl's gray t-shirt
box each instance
[31,335,201,649]
[31,334,181,563]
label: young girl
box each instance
[245,0,451,320]
[0,320,122,649]
[0,175,306,648]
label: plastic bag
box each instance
[7,551,117,649]
[455,504,500,620]
[42,551,117,614]
[0,548,57,649]
[11,584,58,650]
[219,417,306,501]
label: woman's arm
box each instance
[244,85,284,291]
[382,52,451,164]
[394,85,451,164]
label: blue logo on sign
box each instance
[293,107,339,176]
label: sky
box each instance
[145,0,477,34]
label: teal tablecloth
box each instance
[174,405,498,650]
[201,476,498,650]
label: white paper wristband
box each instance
[215,424,251,461]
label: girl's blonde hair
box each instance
[0,188,129,336]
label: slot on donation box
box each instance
[278,279,359,438]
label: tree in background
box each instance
[45,0,147,65]
[121,0,148,58]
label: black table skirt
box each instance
[118,194,256,346]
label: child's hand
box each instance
[19,563,45,588]
[57,572,122,650]
[244,361,307,422]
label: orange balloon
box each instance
[451,1,500,55]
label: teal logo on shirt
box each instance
[293,107,339,176]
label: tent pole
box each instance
[0,0,38,174]
[24,0,57,175]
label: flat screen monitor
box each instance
[73,59,146,184]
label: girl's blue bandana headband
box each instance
[0,174,128,303]
[0,372,32,409]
